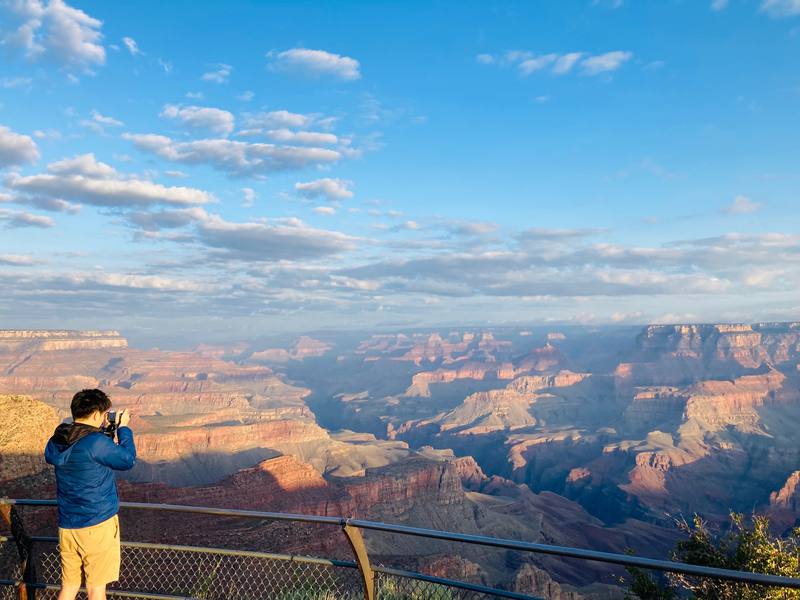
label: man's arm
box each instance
[92,426,136,471]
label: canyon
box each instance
[2,322,800,597]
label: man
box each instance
[44,389,136,600]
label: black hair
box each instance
[71,389,112,420]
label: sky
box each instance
[0,0,799,345]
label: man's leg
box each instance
[57,583,81,600]
[86,584,107,600]
[58,528,83,600]
[82,516,120,599]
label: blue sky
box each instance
[0,0,799,344]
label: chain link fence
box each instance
[1,536,520,600]
[32,539,365,599]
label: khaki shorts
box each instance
[58,515,121,586]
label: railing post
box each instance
[0,499,34,600]
[342,521,375,600]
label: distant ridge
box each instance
[0,330,128,351]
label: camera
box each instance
[103,411,118,439]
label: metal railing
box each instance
[3,498,800,599]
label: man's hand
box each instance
[117,408,131,428]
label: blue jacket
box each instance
[44,422,136,529]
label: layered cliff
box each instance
[0,329,128,353]
[417,371,597,435]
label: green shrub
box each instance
[624,513,800,600]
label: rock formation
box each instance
[0,394,59,481]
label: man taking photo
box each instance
[44,389,136,600]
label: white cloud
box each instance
[196,214,357,261]
[580,51,633,75]
[32,129,62,139]
[711,0,729,10]
[268,48,361,81]
[481,49,632,78]
[265,129,338,146]
[92,110,125,127]
[124,207,209,231]
[122,36,140,55]
[295,178,353,200]
[0,0,105,70]
[743,268,784,287]
[158,58,172,73]
[0,254,37,266]
[201,63,232,83]
[48,152,116,177]
[237,90,255,101]
[13,195,80,214]
[80,110,124,134]
[611,311,643,322]
[160,104,235,136]
[518,53,558,76]
[242,110,313,129]
[0,76,33,88]
[241,187,256,208]
[314,206,336,216]
[0,208,54,228]
[124,133,341,177]
[185,91,203,100]
[444,220,499,236]
[6,153,214,208]
[552,52,583,75]
[504,50,532,64]
[761,0,800,16]
[164,170,188,178]
[91,109,123,126]
[722,195,762,215]
[65,271,208,292]
[0,125,40,166]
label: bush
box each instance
[624,513,800,599]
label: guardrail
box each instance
[2,498,800,599]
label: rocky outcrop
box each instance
[404,363,494,397]
[130,418,332,485]
[249,336,332,363]
[632,323,800,373]
[121,454,469,525]
[453,456,488,490]
[512,564,582,599]
[515,343,568,374]
[134,418,330,460]
[770,471,800,512]
[425,371,594,435]
[508,372,590,393]
[291,336,332,359]
[421,556,489,586]
[622,387,687,432]
[344,458,464,520]
[684,369,795,431]
[0,395,59,481]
